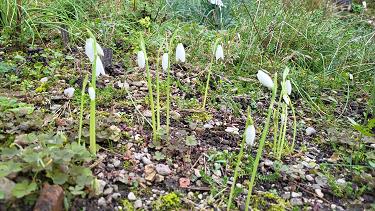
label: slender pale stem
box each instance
[202,61,213,110]
[290,102,297,153]
[89,40,97,154]
[78,74,88,145]
[245,73,278,211]
[227,108,253,211]
[140,34,157,143]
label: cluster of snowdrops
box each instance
[63,31,296,210]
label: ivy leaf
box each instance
[0,161,23,177]
[153,151,165,161]
[48,169,69,185]
[11,181,37,198]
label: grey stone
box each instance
[103,187,114,195]
[134,199,143,208]
[291,192,302,198]
[290,198,303,206]
[128,192,136,201]
[155,164,171,176]
[98,197,106,206]
[0,177,15,200]
[306,127,317,136]
[142,157,152,165]
[112,193,121,200]
[306,175,314,182]
[315,189,324,198]
[97,179,107,194]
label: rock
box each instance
[155,164,171,176]
[97,197,106,206]
[113,159,121,168]
[111,193,121,200]
[264,159,274,167]
[281,192,291,200]
[134,199,143,208]
[225,126,239,135]
[154,174,165,183]
[315,176,328,188]
[0,177,15,200]
[142,157,152,165]
[34,183,64,211]
[315,189,324,198]
[145,164,156,181]
[306,175,314,182]
[336,178,346,185]
[143,110,152,117]
[128,192,136,201]
[198,194,203,200]
[132,81,146,87]
[97,179,107,194]
[290,198,303,206]
[291,192,302,198]
[194,169,201,178]
[103,187,114,195]
[203,123,213,129]
[179,178,190,188]
[305,127,316,136]
[171,111,181,120]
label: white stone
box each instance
[128,192,136,201]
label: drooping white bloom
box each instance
[162,53,169,71]
[347,117,358,125]
[88,87,95,100]
[349,73,353,80]
[245,125,256,146]
[285,80,292,95]
[96,57,105,77]
[175,43,186,63]
[85,38,104,63]
[64,87,75,98]
[215,44,224,61]
[257,70,274,90]
[363,1,367,9]
[137,51,145,68]
[209,0,224,7]
[283,94,290,105]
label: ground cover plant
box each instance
[0,0,374,210]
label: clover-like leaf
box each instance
[11,181,37,198]
[185,135,198,146]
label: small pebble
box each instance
[315,189,324,198]
[128,192,136,201]
[306,175,314,182]
[98,197,106,206]
[291,192,302,198]
[134,199,143,208]
[306,127,317,136]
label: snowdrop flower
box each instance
[88,87,95,101]
[137,51,145,68]
[85,38,104,63]
[175,43,186,63]
[349,73,353,80]
[64,87,75,98]
[245,125,256,146]
[215,44,224,61]
[283,94,290,105]
[96,57,105,77]
[209,0,224,7]
[285,80,292,95]
[257,70,274,90]
[162,53,169,71]
[363,1,367,9]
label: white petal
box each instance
[40,77,48,83]
[285,80,292,95]
[88,87,95,100]
[245,125,256,146]
[283,94,290,105]
[85,38,104,62]
[175,43,186,63]
[349,73,353,80]
[257,70,274,89]
[96,57,105,77]
[363,1,367,9]
[209,0,224,7]
[137,51,146,68]
[162,53,169,71]
[347,117,358,125]
[215,44,224,61]
[85,38,95,62]
[64,87,75,98]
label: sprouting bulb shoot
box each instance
[245,125,256,146]
[176,43,186,63]
[88,87,96,101]
[162,53,169,71]
[257,70,274,90]
[137,51,146,68]
[215,44,224,61]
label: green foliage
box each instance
[0,134,94,198]
[11,181,38,198]
[153,192,181,210]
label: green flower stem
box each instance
[227,107,253,211]
[78,74,89,145]
[140,34,157,143]
[290,102,297,153]
[165,31,178,142]
[89,35,97,155]
[244,73,278,211]
[202,39,220,110]
[277,105,288,160]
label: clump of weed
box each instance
[152,192,181,210]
